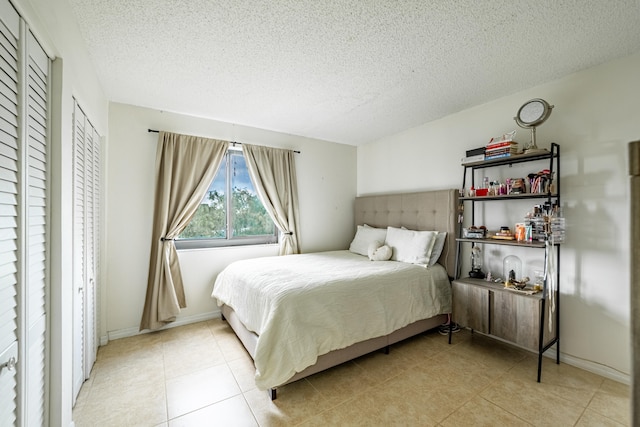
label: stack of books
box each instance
[484,140,519,160]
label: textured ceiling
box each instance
[67,0,640,145]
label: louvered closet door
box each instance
[24,30,49,426]
[0,1,20,424]
[72,103,86,401]
[83,110,98,379]
[0,0,50,424]
[72,100,100,402]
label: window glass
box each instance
[180,161,227,239]
[230,153,275,237]
[177,150,277,248]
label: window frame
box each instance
[175,148,278,250]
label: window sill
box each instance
[176,242,279,253]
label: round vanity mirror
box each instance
[514,98,553,153]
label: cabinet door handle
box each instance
[0,356,16,375]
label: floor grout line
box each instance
[73,320,630,426]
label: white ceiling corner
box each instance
[67,0,640,145]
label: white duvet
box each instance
[211,250,452,390]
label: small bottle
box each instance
[483,176,490,189]
[549,172,556,194]
[533,270,544,291]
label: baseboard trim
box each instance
[462,330,630,385]
[103,310,221,344]
[544,347,631,385]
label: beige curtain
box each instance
[140,132,229,331]
[243,144,301,255]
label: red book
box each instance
[485,146,518,154]
[486,140,517,149]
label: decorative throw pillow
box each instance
[384,226,437,266]
[428,232,447,266]
[349,225,388,256]
[367,240,392,261]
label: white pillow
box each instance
[428,232,447,266]
[385,226,437,266]
[399,227,446,266]
[367,240,392,261]
[349,225,388,256]
[363,224,384,230]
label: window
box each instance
[175,149,277,249]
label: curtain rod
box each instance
[148,129,301,153]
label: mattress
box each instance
[211,250,452,390]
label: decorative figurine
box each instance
[469,246,485,279]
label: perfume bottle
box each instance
[533,269,544,291]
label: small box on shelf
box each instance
[463,227,486,238]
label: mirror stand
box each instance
[525,127,546,153]
[515,98,554,154]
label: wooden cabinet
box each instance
[491,289,540,349]
[451,143,561,382]
[452,278,557,352]
[451,280,489,334]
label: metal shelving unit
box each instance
[451,142,561,382]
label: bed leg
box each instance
[384,345,390,355]
[221,312,226,321]
[269,388,277,400]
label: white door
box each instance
[24,29,50,426]
[72,101,101,401]
[0,0,50,424]
[72,103,86,401]
[0,4,21,424]
[82,112,100,379]
[87,127,101,377]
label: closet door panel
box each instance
[72,100,100,393]
[24,30,48,425]
[0,0,19,423]
[72,103,85,400]
[84,123,97,378]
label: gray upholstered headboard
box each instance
[354,189,459,278]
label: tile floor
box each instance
[72,319,630,426]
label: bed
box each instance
[211,189,459,399]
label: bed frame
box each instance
[220,189,459,399]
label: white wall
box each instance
[358,52,640,382]
[105,103,357,338]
